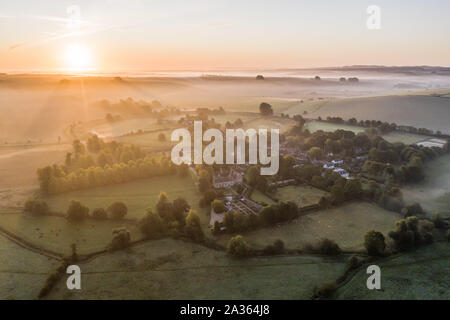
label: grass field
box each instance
[402,154,450,218]
[304,121,366,134]
[304,120,431,144]
[112,129,175,149]
[217,202,401,251]
[87,118,170,138]
[0,144,70,213]
[45,238,348,300]
[275,185,328,208]
[0,235,59,300]
[381,131,431,145]
[334,242,450,299]
[43,175,209,228]
[250,190,277,206]
[310,94,450,134]
[243,116,297,133]
[0,213,143,255]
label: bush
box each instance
[388,216,435,251]
[24,200,50,216]
[108,228,131,251]
[107,202,128,219]
[91,208,108,220]
[348,255,360,270]
[211,199,226,213]
[316,238,341,255]
[364,230,386,256]
[185,210,204,241]
[227,235,251,258]
[67,200,89,221]
[447,230,450,242]
[139,210,166,238]
[314,281,336,299]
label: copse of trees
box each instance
[364,230,386,256]
[185,210,204,241]
[139,193,194,239]
[38,152,178,195]
[388,216,434,252]
[227,235,251,258]
[108,228,131,251]
[67,200,89,221]
[259,102,274,116]
[107,202,128,220]
[24,200,50,216]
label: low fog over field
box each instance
[1,66,449,144]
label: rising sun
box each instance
[63,44,93,71]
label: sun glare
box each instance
[63,44,93,71]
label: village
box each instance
[187,140,366,229]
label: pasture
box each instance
[217,202,401,251]
[45,238,348,300]
[0,235,59,300]
[0,213,143,255]
[334,242,450,299]
[250,190,277,206]
[0,144,70,213]
[304,120,366,134]
[43,175,209,228]
[310,94,450,134]
[402,154,450,218]
[275,185,328,208]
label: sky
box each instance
[0,0,449,72]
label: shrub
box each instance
[316,238,341,255]
[314,281,336,299]
[364,230,386,256]
[107,202,128,219]
[67,200,89,221]
[185,210,204,241]
[139,210,166,238]
[447,230,450,242]
[348,255,360,270]
[108,228,131,251]
[388,216,435,251]
[211,199,226,213]
[91,208,108,220]
[227,235,250,258]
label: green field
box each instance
[0,213,143,255]
[45,238,348,300]
[0,236,59,300]
[0,144,70,213]
[381,131,431,145]
[87,118,171,138]
[218,202,401,251]
[335,242,450,299]
[275,185,328,208]
[243,116,297,134]
[43,175,209,228]
[310,94,450,135]
[402,154,450,218]
[250,190,276,206]
[304,121,366,134]
[112,129,175,149]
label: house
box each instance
[212,168,243,188]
